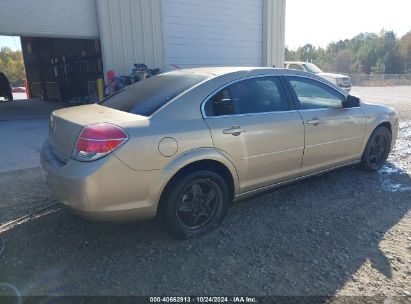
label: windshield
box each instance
[99,73,210,116]
[303,63,323,74]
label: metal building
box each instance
[0,0,286,100]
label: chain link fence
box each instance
[349,74,411,87]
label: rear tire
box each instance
[160,170,229,240]
[360,126,391,171]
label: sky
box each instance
[1,0,410,51]
[286,0,411,50]
[0,36,21,51]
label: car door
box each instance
[203,76,305,192]
[285,76,366,175]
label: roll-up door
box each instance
[162,0,263,67]
[0,0,99,39]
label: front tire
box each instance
[360,126,391,171]
[160,170,229,240]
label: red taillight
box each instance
[73,123,128,161]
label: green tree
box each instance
[332,50,352,73]
[379,31,403,74]
[0,47,26,86]
[313,47,331,72]
[399,31,411,72]
[296,44,317,62]
[285,30,409,74]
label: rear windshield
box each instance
[99,74,210,116]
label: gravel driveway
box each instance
[0,87,410,298]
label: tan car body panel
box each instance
[42,142,160,221]
[49,104,147,162]
[298,107,366,175]
[361,103,398,152]
[205,111,305,191]
[41,67,398,222]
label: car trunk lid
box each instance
[48,104,144,163]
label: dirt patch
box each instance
[0,168,52,225]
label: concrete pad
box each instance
[0,99,68,121]
[0,119,49,173]
[0,99,72,173]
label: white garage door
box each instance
[162,0,263,68]
[0,0,99,39]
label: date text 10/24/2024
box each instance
[150,297,258,303]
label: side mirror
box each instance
[343,95,360,108]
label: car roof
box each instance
[166,67,349,97]
[165,67,279,76]
[165,67,324,78]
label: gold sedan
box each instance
[41,67,398,239]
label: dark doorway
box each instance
[21,37,103,102]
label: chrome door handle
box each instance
[306,118,321,126]
[223,126,244,136]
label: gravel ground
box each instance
[0,87,410,298]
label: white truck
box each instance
[284,61,352,92]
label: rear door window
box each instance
[100,74,210,116]
[204,77,289,116]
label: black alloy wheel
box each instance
[161,170,229,239]
[176,179,221,229]
[361,126,391,171]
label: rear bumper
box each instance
[41,141,160,222]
